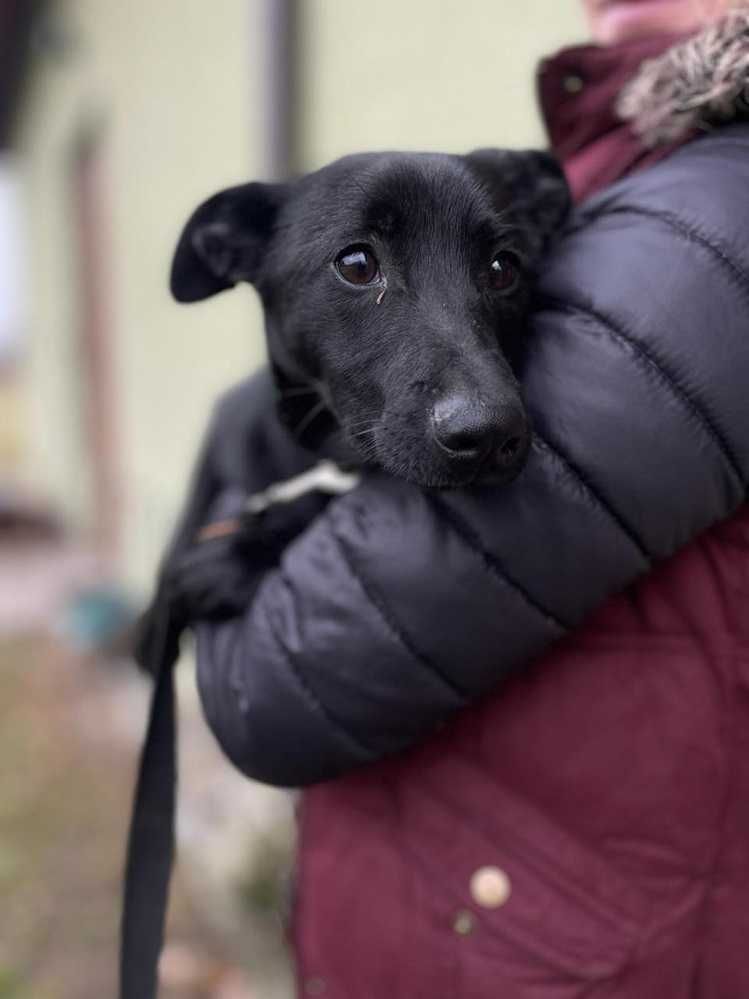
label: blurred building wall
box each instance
[14,0,586,592]
[15,0,272,585]
[0,159,26,477]
[299,0,586,164]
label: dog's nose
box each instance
[431,395,498,459]
[432,395,529,472]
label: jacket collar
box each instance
[538,32,682,165]
[539,10,749,201]
[618,9,749,145]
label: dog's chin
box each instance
[375,452,528,491]
[348,429,531,490]
[424,462,527,491]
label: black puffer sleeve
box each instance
[196,125,749,787]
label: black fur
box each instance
[171,150,570,489]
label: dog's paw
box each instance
[165,491,331,624]
[165,536,266,622]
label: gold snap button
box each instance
[452,910,475,936]
[563,73,584,95]
[470,866,511,909]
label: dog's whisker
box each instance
[292,398,329,440]
[280,385,321,399]
[345,417,380,432]
[355,446,379,465]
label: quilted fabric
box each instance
[196,125,749,788]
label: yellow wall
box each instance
[17,0,271,586]
[0,376,23,472]
[299,0,586,164]
[16,0,586,591]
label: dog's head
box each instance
[171,149,570,488]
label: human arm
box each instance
[195,128,749,786]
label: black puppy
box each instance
[171,149,570,489]
[124,151,571,999]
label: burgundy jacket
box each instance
[288,31,749,999]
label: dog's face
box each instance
[171,150,569,488]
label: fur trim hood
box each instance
[618,8,749,146]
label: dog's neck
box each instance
[270,359,362,466]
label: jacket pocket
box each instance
[396,752,652,990]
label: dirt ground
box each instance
[0,540,295,999]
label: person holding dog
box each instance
[138,1,749,996]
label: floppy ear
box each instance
[464,149,571,258]
[170,182,287,302]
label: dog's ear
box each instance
[170,182,288,302]
[464,149,571,257]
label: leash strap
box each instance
[118,459,360,998]
[119,596,179,999]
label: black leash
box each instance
[117,458,359,998]
[119,415,221,999]
[119,595,180,999]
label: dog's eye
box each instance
[335,245,380,286]
[489,251,521,294]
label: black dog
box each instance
[123,151,571,999]
[156,149,571,620]
[171,149,570,489]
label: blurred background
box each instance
[0,2,585,997]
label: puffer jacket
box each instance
[196,124,749,785]
[187,17,749,999]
